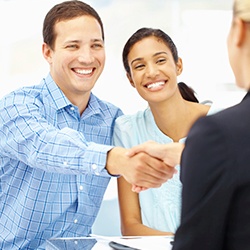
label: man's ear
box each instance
[42,43,53,64]
[176,57,183,76]
[126,73,135,88]
[233,17,246,46]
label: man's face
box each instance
[43,15,105,105]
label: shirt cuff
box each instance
[83,142,115,177]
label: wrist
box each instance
[106,147,127,175]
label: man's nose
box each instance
[78,47,94,64]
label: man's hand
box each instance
[126,141,184,167]
[106,146,176,191]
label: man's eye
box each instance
[66,44,77,49]
[92,43,103,49]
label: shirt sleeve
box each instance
[0,92,113,176]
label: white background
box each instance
[0,0,245,115]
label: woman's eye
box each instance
[157,58,166,64]
[134,64,144,70]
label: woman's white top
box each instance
[113,104,221,233]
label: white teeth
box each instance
[147,81,165,89]
[75,69,92,75]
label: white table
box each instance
[46,235,174,250]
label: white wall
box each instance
[0,0,245,115]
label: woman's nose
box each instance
[145,64,159,78]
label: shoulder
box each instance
[90,94,124,117]
[206,103,224,115]
[188,101,224,119]
[186,102,244,155]
[113,109,150,147]
[0,84,44,106]
[115,108,150,128]
[201,94,250,129]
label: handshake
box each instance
[106,141,184,193]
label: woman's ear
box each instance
[233,17,246,46]
[126,73,135,88]
[176,57,183,76]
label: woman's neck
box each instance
[149,99,210,142]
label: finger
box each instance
[131,184,148,193]
[128,170,164,189]
[126,141,155,157]
[131,169,171,188]
[125,153,175,188]
[125,147,141,157]
[144,155,176,177]
[129,157,175,187]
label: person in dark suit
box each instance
[126,0,250,249]
[172,0,250,248]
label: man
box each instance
[0,1,174,249]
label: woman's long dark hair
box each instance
[178,82,199,103]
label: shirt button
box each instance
[70,106,74,111]
[95,171,100,176]
[63,161,68,166]
[74,219,78,224]
[79,185,83,191]
[92,164,97,170]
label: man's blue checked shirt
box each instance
[0,74,123,249]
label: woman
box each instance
[113,28,221,236]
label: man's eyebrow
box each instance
[91,38,104,43]
[64,39,80,44]
[64,38,104,44]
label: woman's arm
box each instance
[117,176,173,236]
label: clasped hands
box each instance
[125,141,184,193]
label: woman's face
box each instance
[127,36,182,104]
[227,17,243,88]
[227,12,250,89]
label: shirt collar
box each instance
[43,74,71,111]
[42,73,103,117]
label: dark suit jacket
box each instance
[173,91,250,250]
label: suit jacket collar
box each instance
[242,91,250,101]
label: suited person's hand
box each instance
[126,140,184,168]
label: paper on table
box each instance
[113,236,173,250]
[91,235,173,250]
